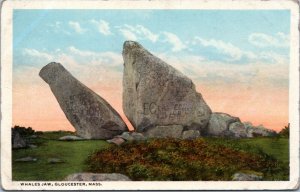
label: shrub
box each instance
[85,138,288,181]
[279,124,289,138]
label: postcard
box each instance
[1,0,299,190]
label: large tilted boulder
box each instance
[122,41,211,134]
[39,62,128,139]
[206,112,247,138]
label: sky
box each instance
[13,9,290,132]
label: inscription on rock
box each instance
[40,62,128,139]
[123,41,212,132]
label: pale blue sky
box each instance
[13,9,290,69]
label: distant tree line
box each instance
[12,125,42,136]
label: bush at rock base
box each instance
[86,138,288,181]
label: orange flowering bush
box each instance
[86,138,288,181]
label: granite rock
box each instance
[59,135,84,141]
[39,62,128,139]
[144,125,183,138]
[12,129,27,149]
[182,130,201,140]
[232,172,263,181]
[244,122,277,137]
[64,173,131,181]
[122,41,211,133]
[107,137,126,146]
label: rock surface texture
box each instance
[12,129,27,149]
[122,41,211,134]
[64,173,131,181]
[206,113,247,138]
[244,122,277,137]
[232,172,263,181]
[59,135,84,141]
[144,125,184,138]
[39,62,128,139]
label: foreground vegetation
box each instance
[12,131,289,181]
[86,137,289,181]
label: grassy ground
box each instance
[12,131,110,181]
[241,137,289,164]
[12,131,289,181]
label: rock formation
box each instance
[39,62,128,139]
[244,122,277,137]
[122,41,212,134]
[206,113,247,138]
[12,129,27,149]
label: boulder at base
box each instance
[122,41,211,134]
[244,122,277,137]
[39,62,128,139]
[232,171,263,181]
[206,113,247,138]
[182,130,201,140]
[59,135,84,141]
[64,173,131,181]
[144,125,183,139]
[12,129,27,149]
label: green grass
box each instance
[12,131,289,181]
[204,137,289,163]
[12,132,110,181]
[240,137,289,164]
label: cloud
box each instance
[67,46,122,67]
[68,21,87,34]
[248,32,289,48]
[163,32,187,52]
[119,28,138,41]
[194,37,256,61]
[47,21,71,35]
[156,52,288,89]
[22,48,53,61]
[118,24,158,42]
[90,19,112,36]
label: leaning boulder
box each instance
[39,62,128,139]
[64,173,131,181]
[122,41,211,134]
[206,113,247,138]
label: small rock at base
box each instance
[182,130,200,140]
[59,135,84,141]
[28,144,38,148]
[131,132,146,141]
[144,125,183,139]
[232,172,263,181]
[64,173,131,181]
[48,158,64,164]
[107,137,125,146]
[15,156,37,162]
[118,132,134,141]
